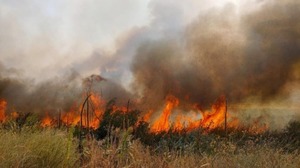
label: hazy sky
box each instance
[1,0,150,80]
[0,0,243,83]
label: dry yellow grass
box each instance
[0,128,78,168]
[0,127,299,168]
[83,139,300,168]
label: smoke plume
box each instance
[131,0,300,111]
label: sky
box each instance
[0,0,242,84]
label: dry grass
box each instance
[0,128,78,168]
[83,140,300,168]
[83,130,300,168]
[0,127,299,168]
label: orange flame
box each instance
[61,110,80,126]
[41,112,53,127]
[41,93,106,129]
[150,95,179,132]
[0,99,7,122]
[149,95,229,133]
[199,96,226,130]
[88,94,105,129]
[2,90,268,134]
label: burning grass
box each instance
[0,113,299,167]
[0,96,299,167]
[0,94,270,135]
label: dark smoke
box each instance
[131,0,300,110]
[0,63,132,115]
[0,66,82,114]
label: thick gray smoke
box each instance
[131,0,300,111]
[0,0,299,126]
[0,63,132,115]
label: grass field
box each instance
[0,122,299,168]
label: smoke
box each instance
[0,62,132,115]
[131,0,300,112]
[0,64,81,114]
[0,0,299,126]
[0,0,149,115]
[0,0,150,81]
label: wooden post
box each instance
[86,97,90,134]
[126,99,130,129]
[58,110,61,128]
[79,94,91,154]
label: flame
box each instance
[0,99,7,122]
[41,93,106,129]
[150,95,179,132]
[88,94,105,129]
[141,110,153,122]
[2,91,269,134]
[173,115,184,131]
[149,95,229,133]
[41,112,53,127]
[61,110,80,126]
[145,94,269,134]
[199,96,226,130]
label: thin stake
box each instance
[126,99,130,129]
[58,109,61,128]
[79,94,91,154]
[87,96,89,134]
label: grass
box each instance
[83,137,300,168]
[0,122,299,167]
[0,127,78,168]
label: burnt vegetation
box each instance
[29,97,297,155]
[1,97,299,155]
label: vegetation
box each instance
[0,100,299,167]
[0,127,78,168]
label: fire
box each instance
[0,99,7,122]
[41,112,53,127]
[140,110,153,122]
[88,94,105,129]
[41,93,106,129]
[11,111,19,119]
[199,96,227,130]
[149,95,229,133]
[61,110,80,126]
[150,95,179,132]
[146,95,268,134]
[2,91,268,134]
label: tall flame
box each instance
[199,96,226,130]
[150,95,179,132]
[148,95,229,133]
